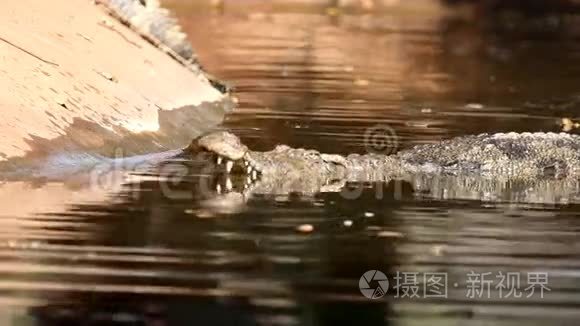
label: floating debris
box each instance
[465,103,484,110]
[296,224,314,233]
[377,230,403,238]
[561,118,580,132]
[405,121,430,128]
[431,245,445,256]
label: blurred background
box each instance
[3,1,580,325]
[164,0,580,153]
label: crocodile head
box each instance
[194,131,248,161]
[189,131,353,175]
[187,131,357,195]
[187,131,262,196]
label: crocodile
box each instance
[3,130,580,205]
[184,130,580,204]
[9,0,575,204]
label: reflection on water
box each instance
[2,1,580,325]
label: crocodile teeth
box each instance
[252,170,258,180]
[226,161,233,173]
[246,166,252,174]
[217,156,223,165]
[226,178,232,191]
[216,184,222,194]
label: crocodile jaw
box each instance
[196,131,248,161]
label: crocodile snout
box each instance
[194,131,248,160]
[188,131,261,182]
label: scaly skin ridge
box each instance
[193,131,580,199]
[239,133,580,181]
[210,131,580,180]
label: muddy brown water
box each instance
[2,2,580,325]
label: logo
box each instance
[359,270,389,299]
[364,124,398,155]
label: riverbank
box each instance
[0,0,229,162]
